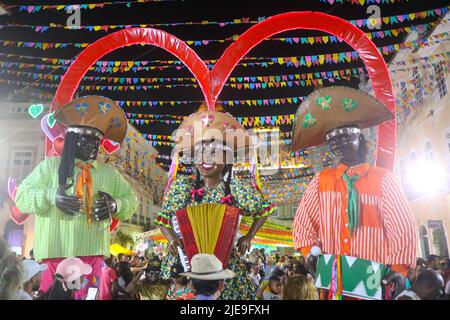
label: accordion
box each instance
[174,203,240,268]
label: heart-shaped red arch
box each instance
[49,12,395,170]
[52,27,211,108]
[47,27,211,156]
[211,11,396,170]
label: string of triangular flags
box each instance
[0,26,447,50]
[6,0,413,14]
[5,1,176,13]
[1,32,444,68]
[1,6,447,31]
[2,51,446,85]
[0,64,366,83]
[0,70,356,91]
[0,35,447,77]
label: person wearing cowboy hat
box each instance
[154,103,276,300]
[291,86,417,299]
[15,96,138,300]
[180,253,234,300]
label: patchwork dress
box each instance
[155,174,276,300]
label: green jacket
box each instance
[16,156,138,261]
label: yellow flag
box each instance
[318,55,325,65]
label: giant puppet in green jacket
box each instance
[16,96,138,299]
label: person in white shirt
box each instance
[250,264,261,287]
[256,276,282,300]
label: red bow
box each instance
[221,194,232,204]
[191,188,205,199]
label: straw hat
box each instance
[180,254,234,281]
[173,106,249,156]
[291,86,393,151]
[54,95,127,143]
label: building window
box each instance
[434,61,448,99]
[428,220,449,257]
[140,205,147,227]
[419,225,430,258]
[134,151,140,177]
[9,148,35,183]
[412,67,424,106]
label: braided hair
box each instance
[222,164,234,205]
[58,130,79,186]
[192,167,204,203]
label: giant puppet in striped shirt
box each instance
[291,87,417,299]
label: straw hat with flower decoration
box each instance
[173,103,250,158]
[165,103,250,193]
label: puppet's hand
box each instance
[236,235,252,254]
[93,191,117,221]
[168,238,184,256]
[382,272,406,300]
[56,184,83,216]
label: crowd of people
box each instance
[2,238,449,301]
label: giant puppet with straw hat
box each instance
[15,96,138,300]
[291,86,417,300]
[155,103,277,300]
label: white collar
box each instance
[397,290,420,300]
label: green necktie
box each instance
[342,172,360,235]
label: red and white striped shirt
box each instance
[293,163,417,268]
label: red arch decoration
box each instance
[49,12,395,170]
[52,27,210,108]
[211,12,395,170]
[46,28,211,156]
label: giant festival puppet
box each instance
[10,11,411,300]
[15,96,139,299]
[155,102,277,300]
[291,87,417,300]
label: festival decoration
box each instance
[46,112,56,128]
[28,103,44,118]
[101,139,121,154]
[37,11,395,184]
[2,6,447,31]
[110,218,120,232]
[52,136,65,156]
[9,204,29,225]
[41,114,64,142]
[7,177,17,201]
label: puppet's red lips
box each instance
[201,163,215,170]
